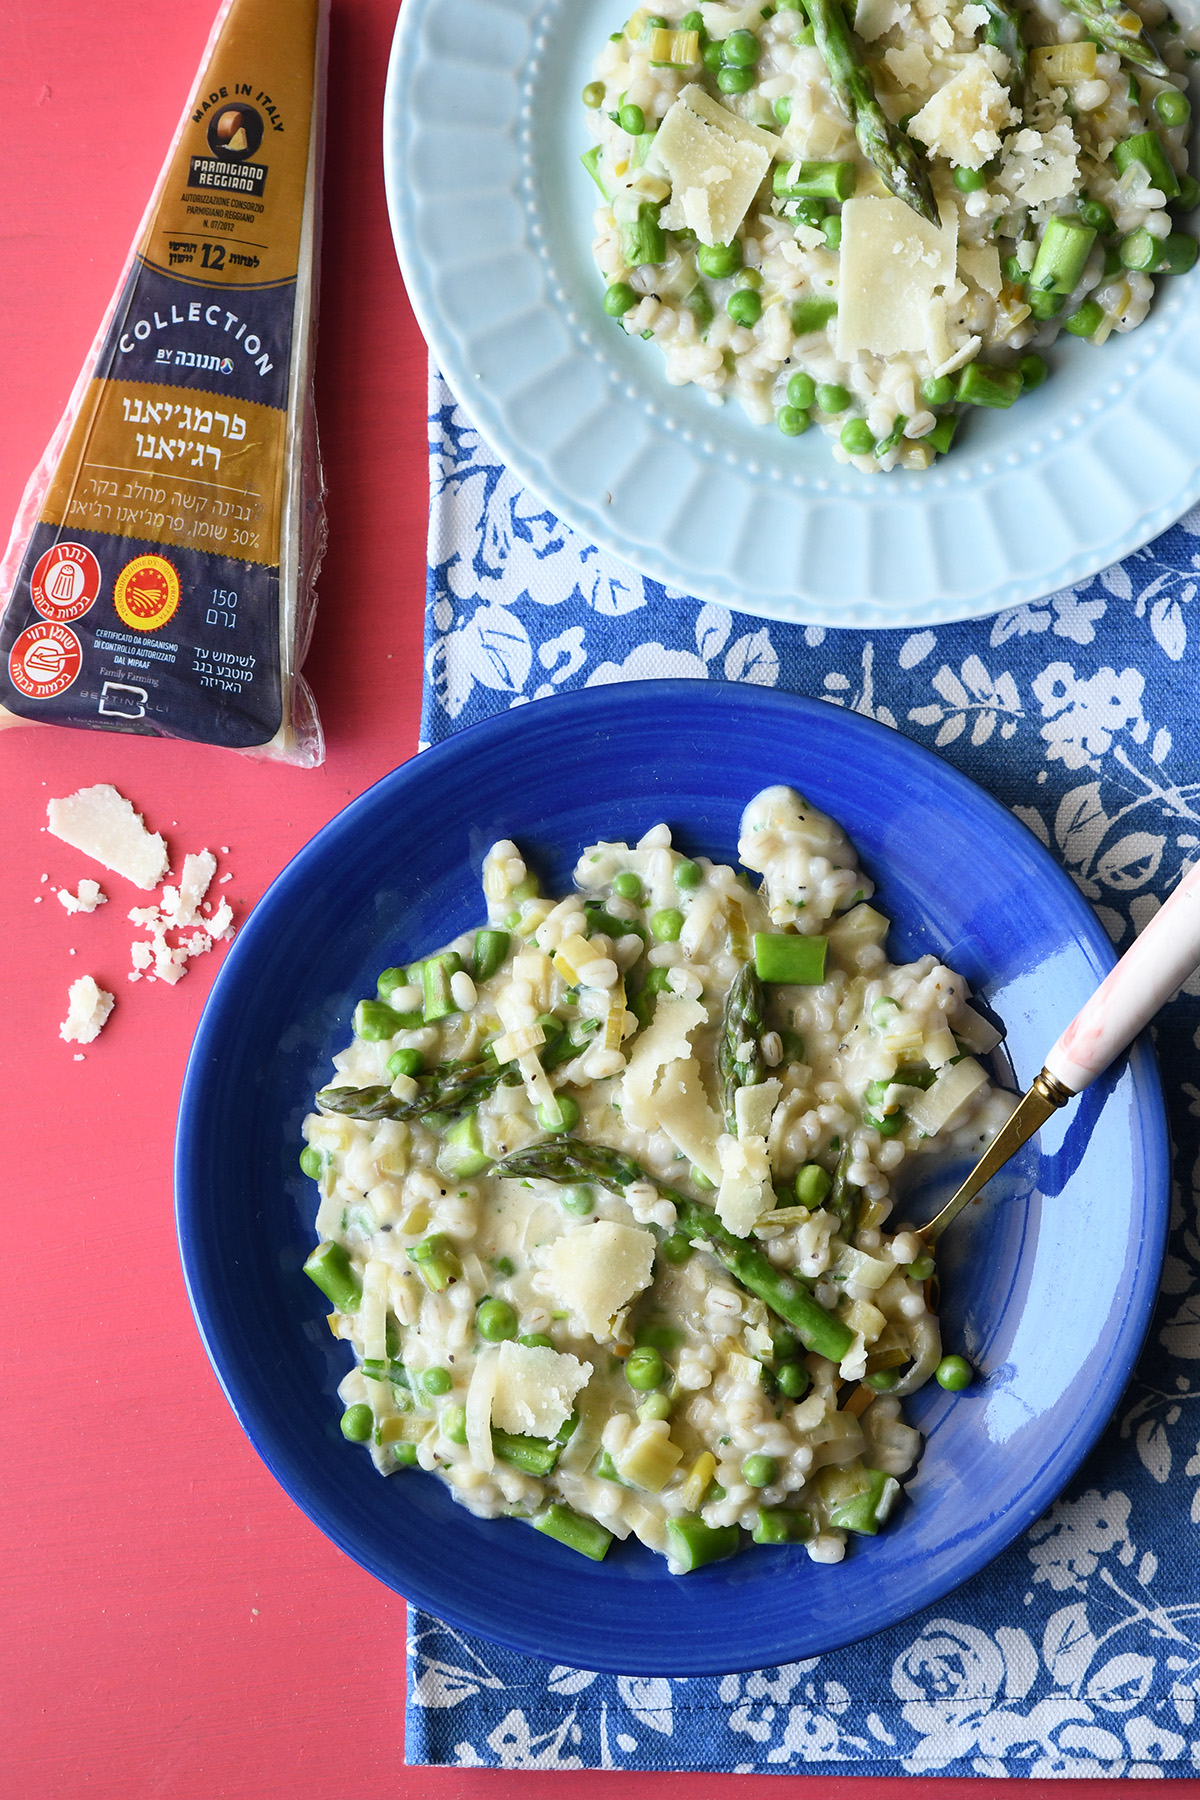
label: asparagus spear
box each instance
[316,1020,600,1122]
[980,0,1027,85]
[718,962,766,1133]
[318,1059,519,1122]
[826,1141,861,1242]
[491,1139,855,1363]
[1056,0,1167,77]
[805,0,938,223]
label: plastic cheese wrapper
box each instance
[0,0,329,764]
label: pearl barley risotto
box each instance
[300,787,1016,1572]
[583,0,1198,469]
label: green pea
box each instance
[736,266,763,290]
[583,80,605,108]
[717,63,754,92]
[794,1161,831,1209]
[613,870,643,901]
[477,1299,519,1342]
[422,1366,453,1396]
[519,1332,555,1349]
[787,370,816,409]
[775,1360,810,1398]
[816,381,850,413]
[340,1403,373,1442]
[603,281,638,317]
[697,239,742,277]
[774,94,793,126]
[1078,196,1115,234]
[742,1453,777,1488]
[560,1183,596,1216]
[387,1047,424,1079]
[821,213,842,251]
[723,27,761,64]
[920,375,955,406]
[637,1391,673,1421]
[777,404,810,436]
[392,1443,419,1467]
[538,1093,580,1134]
[652,907,685,941]
[1019,352,1048,390]
[952,164,987,192]
[1002,254,1026,285]
[626,1346,665,1389]
[906,1250,935,1282]
[442,1404,469,1444]
[936,1354,973,1391]
[1064,300,1104,337]
[644,12,668,25]
[659,1231,694,1263]
[618,101,646,134]
[840,418,875,455]
[681,8,705,26]
[1155,88,1191,128]
[865,1367,900,1391]
[703,37,725,69]
[299,1145,323,1180]
[727,288,763,326]
[674,858,703,890]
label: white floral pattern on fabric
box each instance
[408,369,1200,1776]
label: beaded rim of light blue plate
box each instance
[175,683,1169,1675]
[383,0,1200,630]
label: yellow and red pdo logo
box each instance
[113,553,181,632]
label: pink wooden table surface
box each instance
[0,2,1171,1793]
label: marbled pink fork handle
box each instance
[1044,862,1200,1093]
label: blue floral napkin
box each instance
[407,367,1200,1778]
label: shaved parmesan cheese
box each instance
[855,0,908,42]
[734,1077,781,1141]
[883,43,930,90]
[466,1345,500,1471]
[541,1220,657,1341]
[998,120,1080,206]
[621,993,707,1131]
[906,1056,989,1133]
[162,850,217,928]
[652,84,772,247]
[907,55,1017,170]
[56,879,107,914]
[959,243,1002,295]
[653,1057,724,1183]
[716,1132,773,1236]
[836,197,958,362]
[59,975,114,1044]
[47,784,169,890]
[491,1341,592,1439]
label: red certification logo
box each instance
[30,541,102,623]
[8,621,83,698]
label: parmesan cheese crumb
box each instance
[56,879,107,914]
[47,784,169,890]
[59,975,115,1044]
[908,54,1018,169]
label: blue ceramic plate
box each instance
[176,684,1168,1675]
[383,0,1200,628]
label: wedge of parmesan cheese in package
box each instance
[0,0,329,763]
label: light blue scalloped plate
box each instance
[383,0,1200,628]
